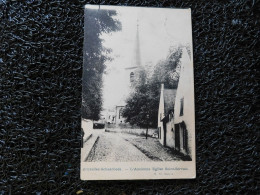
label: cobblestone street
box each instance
[120,134,183,161]
[86,131,151,162]
[85,130,183,162]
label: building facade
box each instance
[115,105,125,125]
[158,83,177,147]
[105,109,116,124]
[158,48,194,157]
[173,48,194,156]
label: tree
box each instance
[122,69,154,128]
[152,45,183,89]
[82,9,121,120]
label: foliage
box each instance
[152,45,183,89]
[122,45,184,128]
[82,9,121,120]
[122,68,155,128]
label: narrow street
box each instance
[85,130,183,162]
[86,131,152,162]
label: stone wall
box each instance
[106,127,158,137]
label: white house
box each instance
[157,47,195,157]
[173,47,195,156]
[115,105,126,125]
[104,109,116,124]
[158,83,177,147]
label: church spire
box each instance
[134,20,141,67]
[126,20,142,87]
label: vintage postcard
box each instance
[81,5,196,180]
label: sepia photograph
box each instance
[81,5,196,180]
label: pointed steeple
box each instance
[125,20,142,87]
[134,20,141,67]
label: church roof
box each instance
[163,89,177,115]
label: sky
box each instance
[85,5,193,111]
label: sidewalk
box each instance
[120,134,184,161]
[81,134,99,162]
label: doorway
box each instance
[180,122,188,153]
[175,124,180,151]
[163,122,166,146]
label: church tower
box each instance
[133,22,141,68]
[125,21,142,87]
[114,21,142,125]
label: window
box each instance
[130,72,134,82]
[180,98,184,116]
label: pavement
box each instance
[84,130,183,162]
[81,134,98,162]
[86,131,152,162]
[120,133,183,161]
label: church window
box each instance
[130,72,134,82]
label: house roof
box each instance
[163,89,177,116]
